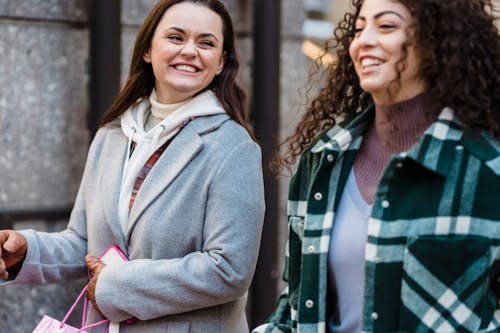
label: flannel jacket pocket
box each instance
[400,235,495,332]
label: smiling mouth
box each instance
[361,58,383,69]
[174,64,199,73]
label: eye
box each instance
[379,23,397,31]
[167,34,183,42]
[199,40,215,48]
[353,20,364,36]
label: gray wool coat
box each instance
[12,113,266,333]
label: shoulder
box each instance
[190,114,260,152]
[463,129,500,176]
[91,122,121,146]
[309,105,374,155]
[85,123,123,161]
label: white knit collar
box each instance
[149,89,191,120]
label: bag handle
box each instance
[60,285,110,333]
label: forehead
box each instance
[358,0,412,20]
[157,2,224,36]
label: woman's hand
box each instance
[0,230,28,280]
[85,254,106,317]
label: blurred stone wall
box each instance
[0,0,90,332]
[0,1,89,210]
[279,0,309,260]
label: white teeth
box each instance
[361,58,382,67]
[175,64,197,72]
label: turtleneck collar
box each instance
[353,91,439,204]
[149,89,191,118]
[373,91,436,153]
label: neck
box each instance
[149,89,191,118]
[353,91,437,204]
[145,89,191,131]
[373,92,434,152]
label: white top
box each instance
[328,169,372,333]
[145,89,190,131]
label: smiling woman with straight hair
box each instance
[0,1,265,332]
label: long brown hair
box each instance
[99,0,253,137]
[278,0,500,169]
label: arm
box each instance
[252,287,293,333]
[0,208,88,286]
[1,129,109,285]
[253,155,310,333]
[252,240,294,333]
[95,140,266,322]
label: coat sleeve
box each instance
[252,287,293,333]
[252,237,294,333]
[253,153,311,333]
[5,129,110,285]
[95,140,266,322]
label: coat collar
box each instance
[100,128,129,248]
[309,105,500,177]
[462,129,500,175]
[406,107,500,176]
[310,105,374,155]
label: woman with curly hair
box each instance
[254,0,500,332]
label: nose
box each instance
[181,41,197,57]
[357,27,377,47]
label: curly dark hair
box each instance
[278,0,500,169]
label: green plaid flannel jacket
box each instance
[253,106,500,333]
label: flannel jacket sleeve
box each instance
[252,289,293,332]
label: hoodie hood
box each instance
[121,89,225,150]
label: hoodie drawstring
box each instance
[149,125,166,156]
[121,127,137,189]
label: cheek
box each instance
[349,42,361,75]
[407,48,421,70]
[206,53,223,70]
[348,42,357,62]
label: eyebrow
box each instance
[356,10,405,22]
[163,26,220,42]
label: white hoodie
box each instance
[118,90,226,234]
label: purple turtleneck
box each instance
[353,92,436,204]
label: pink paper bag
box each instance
[32,315,86,333]
[32,286,109,333]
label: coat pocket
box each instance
[400,235,495,332]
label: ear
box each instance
[216,51,226,75]
[143,50,151,63]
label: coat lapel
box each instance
[125,114,229,241]
[100,128,129,248]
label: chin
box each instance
[360,85,385,96]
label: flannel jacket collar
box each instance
[310,105,500,177]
